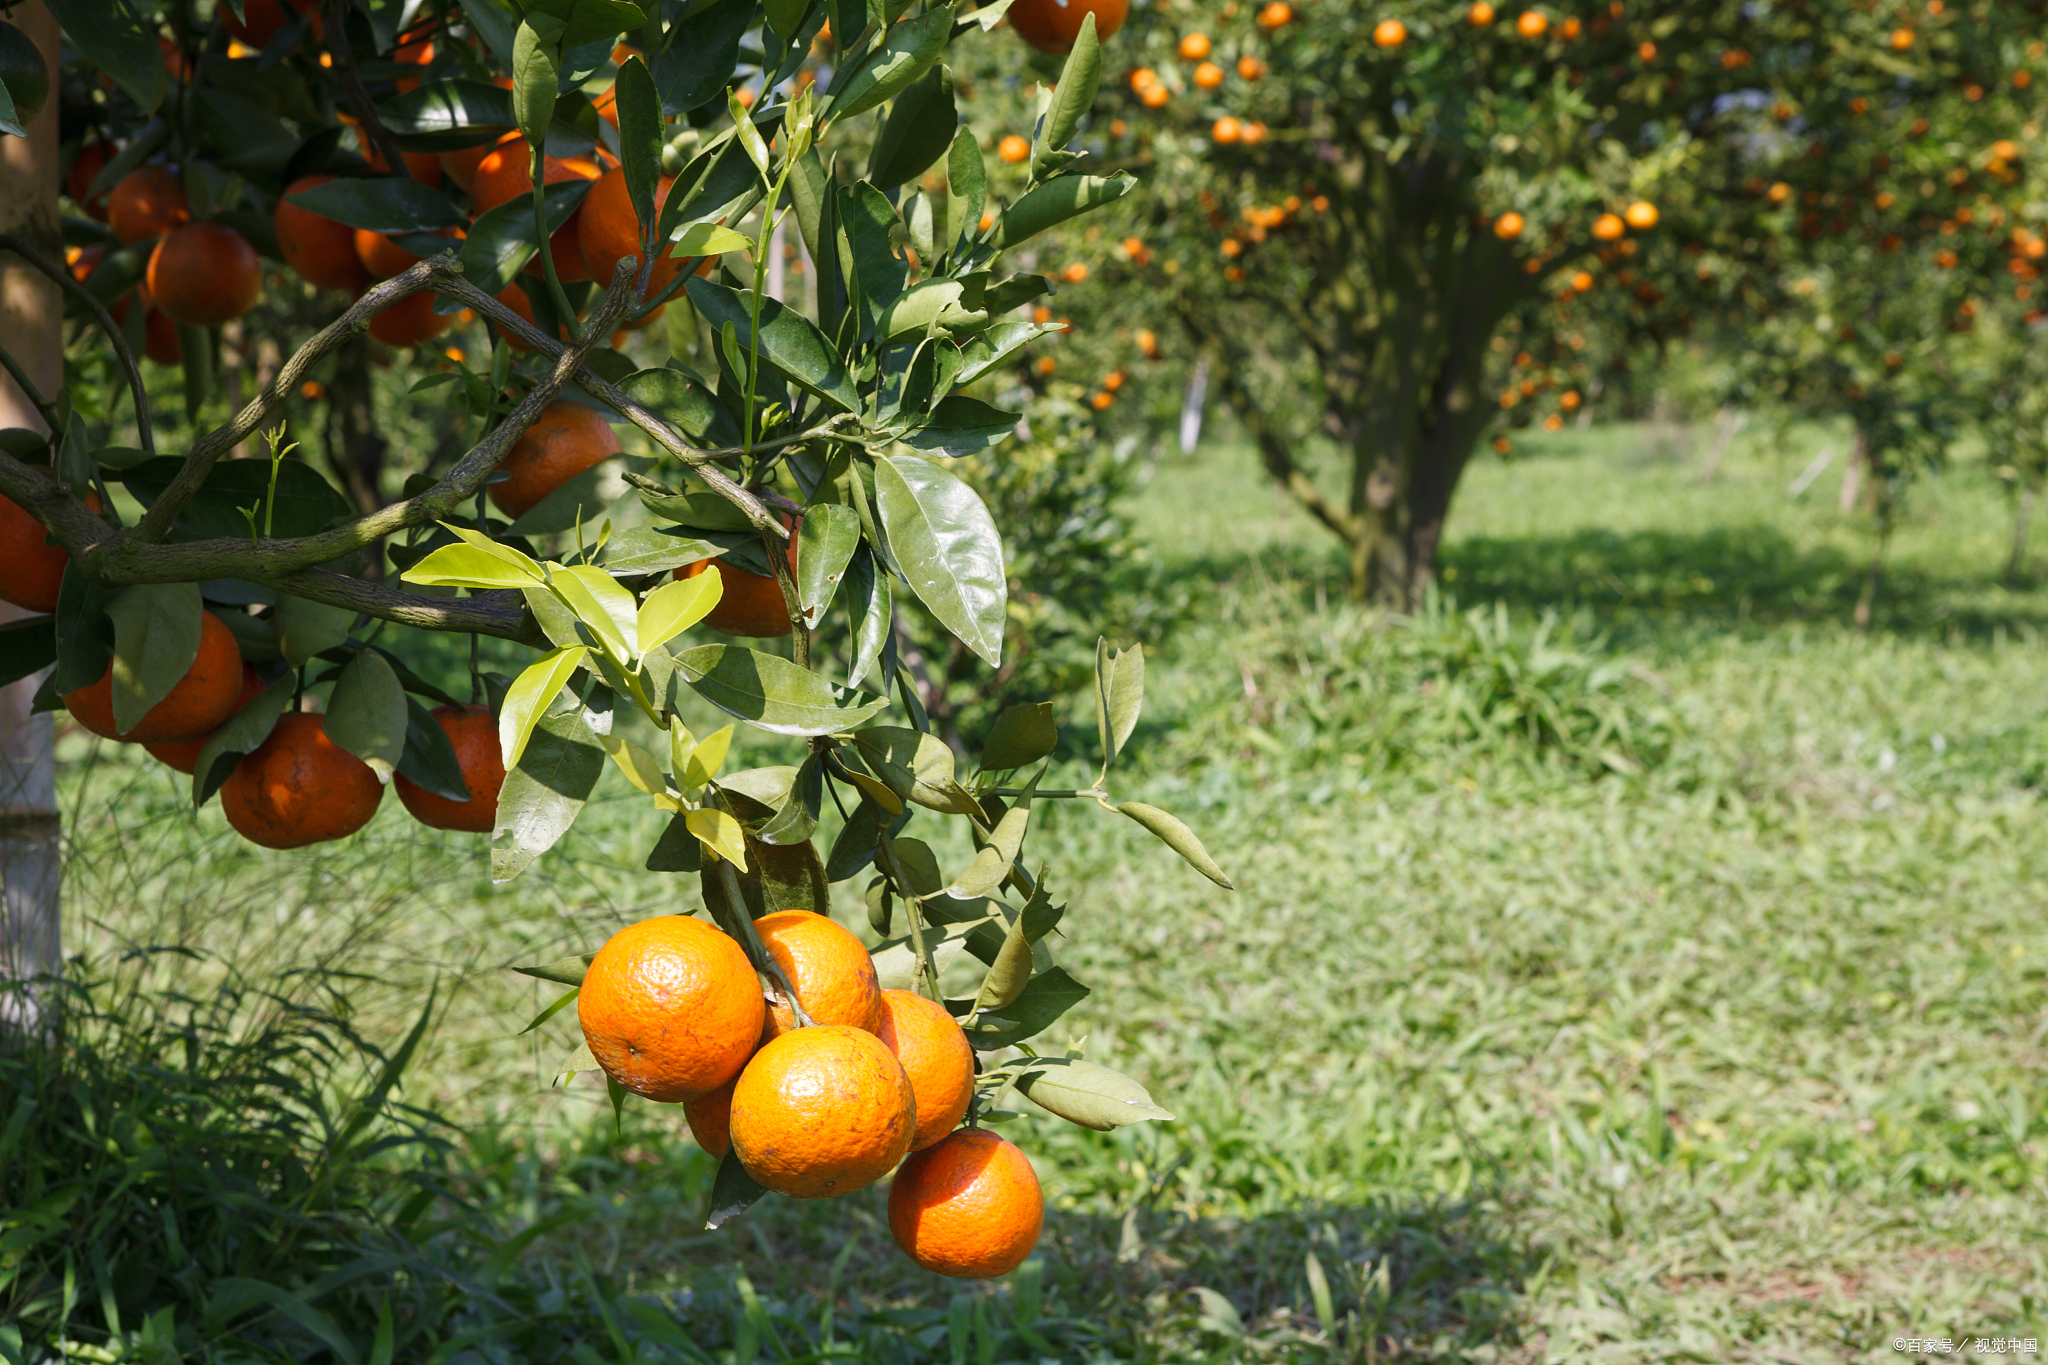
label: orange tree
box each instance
[973,0,2046,605]
[0,0,1229,1311]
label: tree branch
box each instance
[0,232,154,457]
[323,0,416,183]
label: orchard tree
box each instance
[1005,0,2045,605]
[0,0,1231,1311]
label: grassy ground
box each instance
[52,418,2048,1361]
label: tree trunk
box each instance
[0,0,64,1041]
[1853,463,1892,631]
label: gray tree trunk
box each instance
[0,1,65,1040]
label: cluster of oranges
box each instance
[1127,24,1275,115]
[578,912,1044,1278]
[62,162,263,344]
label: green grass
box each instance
[44,418,2048,1361]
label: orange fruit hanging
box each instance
[469,136,604,284]
[874,989,975,1151]
[729,1025,916,1197]
[147,223,262,326]
[107,166,190,245]
[1008,0,1127,54]
[0,474,98,614]
[354,225,462,280]
[488,280,569,353]
[888,1128,1045,1278]
[487,400,622,518]
[685,1075,736,1157]
[67,139,115,220]
[144,664,266,773]
[578,915,765,1102]
[220,711,384,848]
[276,173,373,293]
[64,610,244,744]
[365,290,456,348]
[577,167,679,300]
[754,908,882,1042]
[675,525,798,638]
[393,703,504,830]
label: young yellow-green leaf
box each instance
[599,732,670,795]
[669,717,696,779]
[1013,1057,1175,1131]
[500,645,590,770]
[637,571,723,655]
[675,221,754,258]
[685,723,733,790]
[686,806,749,871]
[548,564,640,662]
[729,92,770,173]
[404,533,545,588]
[971,910,1031,1013]
[1115,801,1233,890]
[105,584,204,734]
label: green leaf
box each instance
[116,457,355,542]
[870,919,980,991]
[754,753,822,845]
[762,0,808,40]
[949,796,1028,898]
[402,542,546,590]
[993,173,1136,250]
[651,0,750,116]
[376,79,517,142]
[824,3,951,123]
[875,277,987,341]
[493,705,606,882]
[645,811,704,871]
[614,56,662,237]
[458,0,519,63]
[397,696,472,802]
[957,966,1088,1049]
[500,646,591,769]
[1035,12,1100,174]
[45,0,164,114]
[729,90,770,173]
[849,725,958,812]
[190,674,294,808]
[0,617,56,688]
[619,367,743,449]
[945,126,985,251]
[674,221,754,258]
[824,796,885,881]
[873,454,1005,669]
[954,320,1055,388]
[593,525,721,577]
[548,563,639,661]
[794,504,860,630]
[685,276,861,412]
[512,19,564,149]
[283,177,466,233]
[104,585,203,734]
[324,649,408,783]
[526,0,646,48]
[902,396,1020,456]
[868,63,956,190]
[272,593,355,666]
[1014,1057,1174,1131]
[1116,802,1233,889]
[668,644,889,736]
[1095,638,1142,764]
[513,951,597,986]
[843,547,891,688]
[459,181,594,296]
[970,910,1031,1012]
[705,1147,768,1229]
[637,571,722,654]
[980,701,1056,771]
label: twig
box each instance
[0,232,154,458]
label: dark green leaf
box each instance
[614,56,662,235]
[981,701,1056,771]
[903,396,1019,457]
[191,675,294,808]
[0,617,56,688]
[104,585,202,734]
[950,791,1029,898]
[684,276,861,413]
[994,174,1136,250]
[843,546,891,688]
[460,180,594,296]
[1116,801,1233,889]
[945,127,986,253]
[1035,12,1100,172]
[1015,1057,1174,1130]
[873,453,1005,669]
[755,752,822,845]
[850,725,958,811]
[982,274,1050,312]
[512,19,564,149]
[46,0,164,113]
[868,63,956,190]
[705,1147,768,1228]
[619,366,742,447]
[594,525,721,576]
[51,565,114,694]
[116,457,355,542]
[762,0,809,41]
[970,910,1031,1012]
[824,795,885,881]
[645,810,704,870]
[652,0,751,114]
[667,644,890,736]
[492,707,606,882]
[794,503,860,629]
[284,177,467,233]
[378,79,516,143]
[953,319,1055,387]
[824,3,951,123]
[325,648,409,782]
[458,0,519,65]
[397,696,472,802]
[272,593,354,667]
[956,967,1089,1049]
[838,180,907,338]
[527,0,647,50]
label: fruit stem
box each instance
[876,831,939,999]
[711,856,815,1026]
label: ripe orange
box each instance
[65,610,244,743]
[1570,269,1594,291]
[1192,60,1222,88]
[1493,211,1525,239]
[874,989,974,1151]
[147,223,262,326]
[997,134,1030,164]
[676,531,798,638]
[579,915,764,1101]
[440,142,496,194]
[365,290,455,348]
[0,475,98,614]
[276,174,373,292]
[1178,32,1211,60]
[144,664,265,772]
[354,224,461,279]
[1139,82,1170,108]
[1239,121,1268,145]
[888,1128,1044,1278]
[391,22,434,93]
[577,166,680,298]
[393,703,503,830]
[488,280,569,353]
[143,306,181,365]
[1212,116,1242,144]
[108,166,190,245]
[470,137,604,284]
[1373,18,1406,47]
[223,0,288,47]
[729,1025,916,1197]
[220,711,383,848]
[1591,212,1624,240]
[488,400,622,518]
[1889,27,1913,51]
[685,1076,736,1157]
[1623,200,1659,230]
[67,139,115,220]
[755,908,882,1041]
[1515,9,1548,37]
[1237,54,1266,79]
[1468,0,1495,21]
[1008,0,1127,54]
[1254,1,1291,29]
